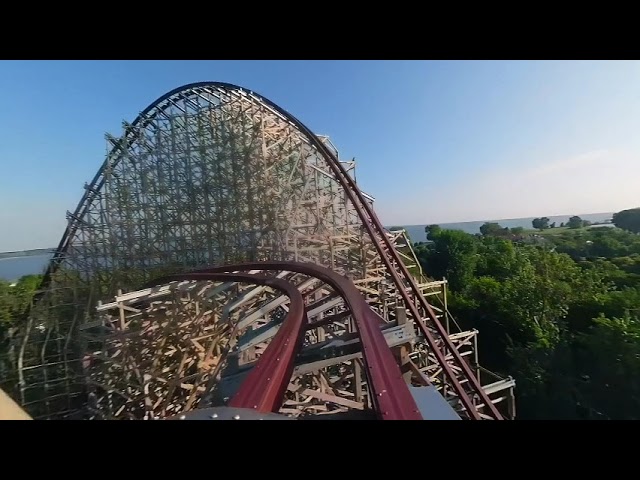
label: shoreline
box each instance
[0,249,54,260]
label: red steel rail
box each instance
[193,262,423,420]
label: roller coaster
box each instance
[0,82,515,420]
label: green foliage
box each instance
[574,312,640,419]
[613,207,640,234]
[0,274,44,388]
[415,224,640,419]
[0,281,14,325]
[567,215,583,229]
[424,224,441,241]
[532,217,550,230]
[0,275,43,329]
[550,227,640,261]
[417,228,478,291]
[475,237,517,280]
[479,222,507,237]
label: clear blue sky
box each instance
[1,60,639,251]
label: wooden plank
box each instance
[0,388,32,420]
[287,384,365,410]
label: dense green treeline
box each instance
[0,275,43,385]
[414,208,640,419]
[0,275,42,330]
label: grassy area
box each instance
[523,225,614,236]
[523,226,574,235]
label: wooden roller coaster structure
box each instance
[0,82,515,420]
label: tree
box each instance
[511,226,525,235]
[476,237,518,280]
[480,222,506,237]
[550,222,556,228]
[567,216,583,229]
[1,274,44,391]
[0,280,14,325]
[424,224,441,241]
[613,208,640,234]
[574,312,640,419]
[424,229,478,291]
[532,217,550,230]
[590,236,624,258]
[560,222,565,227]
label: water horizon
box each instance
[395,211,614,244]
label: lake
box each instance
[0,254,53,282]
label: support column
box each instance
[396,306,412,384]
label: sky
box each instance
[0,60,639,251]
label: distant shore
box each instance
[394,212,614,244]
[0,248,54,260]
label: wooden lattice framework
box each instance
[2,82,515,419]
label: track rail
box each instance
[148,265,422,419]
[192,262,423,420]
[145,272,307,415]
